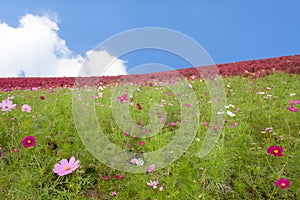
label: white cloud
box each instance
[80,50,128,76]
[0,14,127,77]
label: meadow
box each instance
[0,72,299,199]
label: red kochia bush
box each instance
[0,54,299,90]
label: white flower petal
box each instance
[226,110,235,117]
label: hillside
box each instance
[1,54,299,90]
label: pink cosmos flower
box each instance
[201,121,209,128]
[0,145,5,158]
[142,129,147,134]
[0,99,16,111]
[230,122,238,128]
[22,136,36,148]
[10,146,20,153]
[53,157,79,176]
[275,178,290,189]
[147,180,159,189]
[267,146,284,157]
[159,185,164,191]
[130,158,138,164]
[104,176,109,181]
[265,127,273,132]
[22,104,32,113]
[7,96,14,100]
[165,91,172,96]
[170,122,176,127]
[112,191,117,196]
[147,164,155,173]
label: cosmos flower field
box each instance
[0,55,299,199]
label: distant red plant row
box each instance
[1,54,299,90]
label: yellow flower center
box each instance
[65,166,71,171]
[273,149,279,154]
[27,140,31,144]
[281,183,286,187]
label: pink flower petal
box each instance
[60,159,69,166]
[69,157,75,166]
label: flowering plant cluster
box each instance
[267,146,290,189]
[0,97,35,160]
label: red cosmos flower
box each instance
[136,103,142,110]
[275,178,290,189]
[22,136,36,148]
[40,96,45,100]
[114,174,125,179]
[267,146,284,157]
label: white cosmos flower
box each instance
[226,110,235,117]
[225,104,235,108]
[136,159,144,166]
[217,110,224,114]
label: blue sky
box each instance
[0,1,299,77]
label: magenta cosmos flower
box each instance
[184,103,191,107]
[287,99,299,112]
[53,157,79,176]
[22,104,32,113]
[0,99,16,111]
[117,93,128,103]
[275,178,290,189]
[267,146,284,157]
[139,141,145,146]
[22,136,36,148]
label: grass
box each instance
[0,73,299,199]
